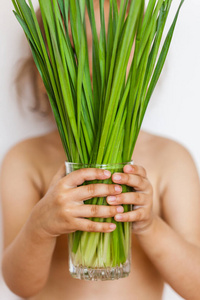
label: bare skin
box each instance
[1,2,200,299]
[1,129,200,300]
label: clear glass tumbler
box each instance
[65,161,133,281]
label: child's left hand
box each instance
[106,164,154,234]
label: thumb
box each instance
[50,163,66,185]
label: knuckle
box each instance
[110,207,117,216]
[98,169,104,176]
[127,174,132,186]
[133,192,139,203]
[60,207,74,222]
[87,222,96,232]
[137,176,143,186]
[78,168,86,178]
[87,184,96,197]
[116,194,123,204]
[102,223,110,232]
[110,184,117,194]
[125,213,131,222]
[136,209,143,221]
[90,205,98,216]
[111,185,116,194]
[134,193,142,204]
[55,193,65,205]
[56,179,65,190]
[144,194,150,204]
[142,167,147,177]
[60,209,71,224]
[144,194,151,205]
[64,206,73,216]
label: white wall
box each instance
[0,1,199,299]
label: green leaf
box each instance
[12,0,185,269]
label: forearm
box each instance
[136,216,200,300]
[2,213,56,298]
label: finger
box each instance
[62,168,111,188]
[114,208,146,223]
[112,172,149,191]
[107,192,147,206]
[74,218,116,233]
[72,204,124,218]
[123,164,147,178]
[70,183,122,201]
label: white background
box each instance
[0,0,200,299]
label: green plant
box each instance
[12,0,185,272]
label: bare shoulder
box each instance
[151,132,198,175]
[0,135,45,204]
[1,131,65,196]
[1,135,43,185]
[2,135,44,168]
[2,130,63,169]
[137,130,199,192]
[3,130,59,161]
[138,130,197,169]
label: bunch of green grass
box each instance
[12,0,185,271]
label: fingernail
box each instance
[109,224,116,230]
[117,206,124,213]
[107,196,116,202]
[113,174,121,181]
[115,215,123,221]
[104,170,111,177]
[125,165,132,172]
[115,185,122,192]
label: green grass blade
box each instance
[123,0,144,158]
[77,21,86,154]
[97,0,142,164]
[11,0,21,15]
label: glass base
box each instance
[69,260,130,281]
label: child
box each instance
[1,1,200,299]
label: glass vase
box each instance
[65,161,133,281]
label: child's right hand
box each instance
[30,164,124,239]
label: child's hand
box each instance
[107,164,154,234]
[31,164,124,239]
